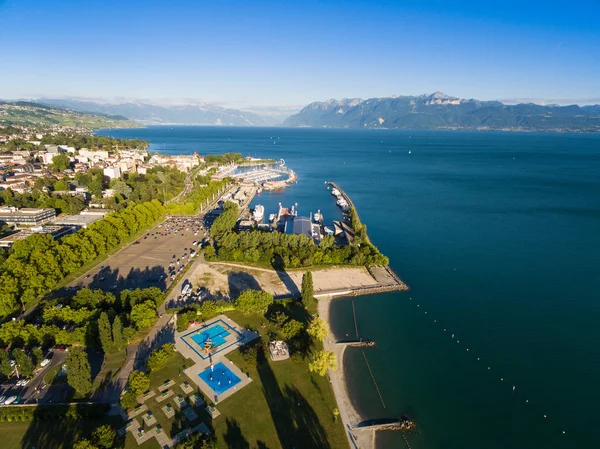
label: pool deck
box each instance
[176,315,258,404]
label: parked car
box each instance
[4,396,17,405]
[0,396,7,403]
[40,359,51,367]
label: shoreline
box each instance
[319,295,374,449]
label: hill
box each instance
[38,99,281,126]
[283,92,600,132]
[0,101,137,130]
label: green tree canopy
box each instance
[13,348,34,377]
[51,153,71,172]
[234,289,273,315]
[53,179,69,191]
[301,271,314,308]
[73,439,98,449]
[308,350,337,376]
[112,316,124,351]
[130,301,157,329]
[128,370,149,396]
[281,319,304,340]
[147,343,175,372]
[92,424,116,449]
[66,347,92,395]
[307,317,329,342]
[98,312,114,354]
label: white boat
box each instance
[269,213,276,222]
[253,204,265,223]
[314,210,323,223]
[331,188,341,197]
[336,198,349,211]
[324,226,334,236]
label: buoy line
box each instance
[352,298,359,339]
[409,296,569,438]
[362,349,386,409]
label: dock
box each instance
[336,339,376,348]
[353,418,416,432]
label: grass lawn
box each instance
[211,309,347,449]
[0,414,123,449]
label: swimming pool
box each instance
[198,361,241,395]
[190,324,230,349]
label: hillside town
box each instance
[0,125,202,247]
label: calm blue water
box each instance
[190,323,230,348]
[101,126,600,449]
[199,361,241,395]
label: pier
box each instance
[336,339,376,348]
[353,418,417,432]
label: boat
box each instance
[324,226,334,236]
[268,213,276,223]
[253,205,265,223]
[336,198,349,211]
[257,186,263,194]
[313,210,323,223]
[331,188,341,197]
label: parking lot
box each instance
[71,216,208,294]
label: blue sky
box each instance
[0,0,599,107]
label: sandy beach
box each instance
[319,295,374,449]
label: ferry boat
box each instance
[313,210,323,223]
[253,204,265,223]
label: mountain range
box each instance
[283,92,600,132]
[37,99,284,127]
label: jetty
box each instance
[353,418,417,432]
[336,339,376,348]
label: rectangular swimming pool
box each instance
[190,323,231,349]
[198,361,241,395]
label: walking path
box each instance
[319,296,372,449]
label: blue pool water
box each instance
[199,362,241,394]
[190,324,230,349]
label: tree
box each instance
[0,350,13,377]
[98,312,114,354]
[120,390,137,410]
[234,289,273,315]
[307,317,329,342]
[130,301,157,329]
[53,179,69,191]
[51,153,71,172]
[112,316,124,350]
[308,350,337,376]
[147,343,175,372]
[66,347,92,395]
[12,348,34,377]
[111,179,132,198]
[128,370,149,395]
[281,319,304,340]
[92,424,116,449]
[175,432,216,449]
[31,346,44,365]
[301,271,314,308]
[73,440,98,449]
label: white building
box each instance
[103,166,121,179]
